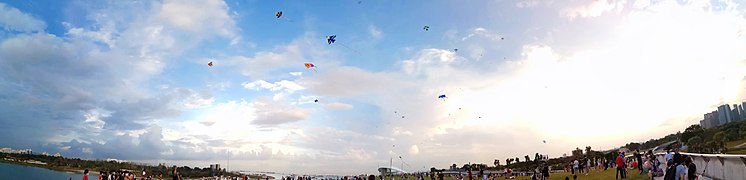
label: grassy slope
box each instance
[390,168,651,180]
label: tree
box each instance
[726,128,741,141]
[704,141,716,153]
[625,142,641,151]
[714,132,727,152]
[682,124,703,143]
[452,164,458,170]
[524,155,530,162]
[494,159,499,167]
[572,148,583,157]
[515,157,520,163]
[687,136,702,153]
[585,146,592,156]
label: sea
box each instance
[0,162,85,179]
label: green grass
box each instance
[388,168,652,180]
[725,139,746,148]
[542,169,651,180]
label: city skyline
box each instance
[1,0,746,175]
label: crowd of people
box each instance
[75,166,265,180]
[560,149,698,180]
[77,166,181,180]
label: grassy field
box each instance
[388,168,652,180]
[725,139,746,148]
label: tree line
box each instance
[0,152,250,178]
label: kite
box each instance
[276,11,282,18]
[401,116,405,118]
[327,35,336,44]
[501,37,505,40]
[423,26,429,31]
[314,99,319,103]
[438,94,447,99]
[323,35,361,54]
[304,63,315,68]
[207,61,213,67]
[542,140,546,143]
[358,1,362,4]
[453,48,458,52]
[304,63,317,72]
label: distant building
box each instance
[741,101,746,120]
[0,148,33,154]
[53,153,61,157]
[718,104,733,125]
[210,164,221,176]
[378,166,406,176]
[700,111,719,129]
[732,104,742,122]
[738,104,746,121]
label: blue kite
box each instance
[438,94,447,100]
[327,35,336,44]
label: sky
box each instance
[1,0,746,175]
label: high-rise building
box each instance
[701,111,719,129]
[732,104,742,122]
[699,119,708,129]
[736,104,745,122]
[741,101,746,121]
[718,104,733,125]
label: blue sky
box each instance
[2,0,746,175]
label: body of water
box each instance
[0,162,85,180]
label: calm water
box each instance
[0,162,85,180]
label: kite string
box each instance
[336,42,361,54]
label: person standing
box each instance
[171,166,180,180]
[685,157,696,180]
[674,155,687,180]
[83,169,90,180]
[665,150,673,167]
[635,150,643,174]
[603,158,609,171]
[468,166,473,180]
[616,153,625,179]
[573,159,579,175]
[542,163,550,180]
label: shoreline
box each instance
[0,160,256,179]
[0,159,85,174]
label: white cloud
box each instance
[289,72,303,76]
[562,0,627,19]
[409,145,419,155]
[251,98,312,126]
[369,25,383,39]
[461,27,503,41]
[324,102,354,110]
[220,35,337,79]
[158,0,236,38]
[632,0,651,9]
[62,22,117,48]
[299,66,412,97]
[0,3,46,32]
[401,48,463,76]
[242,80,305,92]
